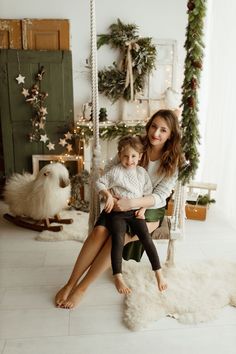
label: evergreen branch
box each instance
[180,0,207,184]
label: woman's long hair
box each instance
[140,109,184,177]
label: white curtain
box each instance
[199,0,236,228]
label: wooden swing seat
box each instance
[151,216,175,266]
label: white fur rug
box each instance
[35,209,88,242]
[33,208,236,331]
[123,259,236,330]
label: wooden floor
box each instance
[0,201,236,354]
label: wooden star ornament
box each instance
[40,134,49,143]
[64,131,72,140]
[47,142,55,151]
[39,121,45,129]
[22,88,29,97]
[66,144,73,152]
[59,138,67,147]
[40,107,48,116]
[16,74,25,84]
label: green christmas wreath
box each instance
[97,19,157,102]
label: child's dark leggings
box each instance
[108,210,161,275]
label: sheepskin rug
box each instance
[35,209,88,242]
[123,259,236,330]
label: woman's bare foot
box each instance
[114,273,132,294]
[55,284,73,307]
[155,269,168,292]
[61,286,85,309]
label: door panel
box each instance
[22,19,70,50]
[0,49,74,175]
[0,20,22,49]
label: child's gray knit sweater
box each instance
[96,163,153,199]
[103,156,177,209]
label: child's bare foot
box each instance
[61,286,85,309]
[155,269,168,292]
[55,284,73,307]
[114,273,132,294]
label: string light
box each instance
[75,120,146,144]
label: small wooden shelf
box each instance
[187,181,217,199]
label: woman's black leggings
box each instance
[107,210,161,275]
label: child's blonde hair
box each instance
[117,135,143,155]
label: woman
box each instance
[55,109,184,309]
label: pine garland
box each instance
[76,122,146,144]
[97,19,157,102]
[179,0,207,184]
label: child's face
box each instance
[148,116,171,147]
[119,146,141,169]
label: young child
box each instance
[96,135,167,294]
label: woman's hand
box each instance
[113,197,133,212]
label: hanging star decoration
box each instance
[16,74,25,84]
[66,143,73,152]
[39,121,45,130]
[47,142,55,151]
[61,131,73,152]
[59,138,67,147]
[22,88,29,97]
[16,66,75,153]
[64,131,73,140]
[16,66,52,145]
[40,134,49,143]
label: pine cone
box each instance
[187,96,195,107]
[190,78,198,89]
[187,1,195,11]
[193,61,202,69]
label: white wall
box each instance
[200,0,236,228]
[0,0,187,120]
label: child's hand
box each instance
[104,194,114,213]
[135,207,146,219]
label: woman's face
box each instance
[148,116,171,148]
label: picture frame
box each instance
[32,154,82,176]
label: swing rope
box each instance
[88,0,101,233]
[171,180,185,236]
[88,0,186,255]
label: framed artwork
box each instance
[32,154,82,176]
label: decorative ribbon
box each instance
[124,41,140,101]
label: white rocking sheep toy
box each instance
[3,162,73,232]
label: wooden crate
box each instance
[185,203,207,221]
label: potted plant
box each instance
[166,194,216,221]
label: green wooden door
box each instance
[0,49,74,176]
